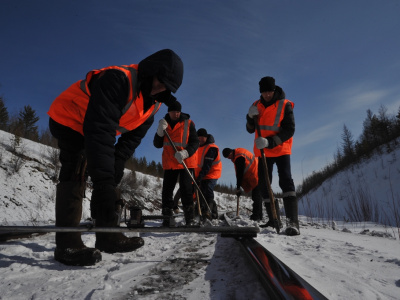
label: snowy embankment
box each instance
[299,139,400,227]
[0,130,399,300]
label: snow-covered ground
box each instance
[0,130,399,300]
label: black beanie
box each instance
[197,128,208,137]
[259,76,276,93]
[222,148,233,158]
[168,100,182,112]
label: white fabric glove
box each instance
[174,150,189,164]
[248,105,259,119]
[255,137,269,149]
[156,119,168,136]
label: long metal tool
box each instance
[163,129,211,214]
[254,117,280,233]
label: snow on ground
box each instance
[0,130,399,299]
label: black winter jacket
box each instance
[84,52,183,188]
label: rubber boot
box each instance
[162,208,175,227]
[283,196,300,236]
[184,205,195,226]
[209,200,219,220]
[95,202,144,253]
[260,200,281,228]
[54,181,102,266]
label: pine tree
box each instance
[18,105,40,141]
[0,96,9,130]
[341,124,355,165]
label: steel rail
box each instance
[223,213,327,300]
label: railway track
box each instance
[1,214,327,299]
[223,212,328,300]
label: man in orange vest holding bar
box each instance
[48,49,184,266]
[246,76,299,236]
[153,101,199,226]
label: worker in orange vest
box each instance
[195,128,222,220]
[246,76,299,235]
[222,148,263,220]
[48,49,184,266]
[153,101,199,226]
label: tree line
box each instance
[297,104,400,198]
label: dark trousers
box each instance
[258,155,295,199]
[199,179,218,218]
[162,169,194,210]
[49,118,86,182]
[250,185,263,219]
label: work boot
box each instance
[161,208,175,227]
[95,201,144,253]
[96,230,144,253]
[209,200,219,220]
[260,199,282,228]
[283,196,300,236]
[184,205,195,226]
[54,181,102,266]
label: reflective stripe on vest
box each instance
[195,143,222,179]
[258,99,285,132]
[198,144,220,168]
[48,64,160,136]
[163,119,190,148]
[233,148,258,193]
[253,98,294,157]
[118,101,161,134]
[238,152,256,177]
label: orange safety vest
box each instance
[48,64,161,135]
[252,99,294,158]
[232,148,258,193]
[194,143,222,179]
[162,119,198,170]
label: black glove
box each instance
[195,179,201,187]
[91,185,118,224]
[114,157,126,185]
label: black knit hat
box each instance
[259,76,276,93]
[197,128,208,137]
[222,148,233,158]
[168,100,182,112]
[138,49,184,93]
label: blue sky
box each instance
[1,0,400,191]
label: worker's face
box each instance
[168,111,181,121]
[261,91,274,102]
[151,77,167,96]
[228,152,233,159]
[199,136,207,146]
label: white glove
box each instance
[156,119,168,136]
[255,137,269,149]
[174,150,189,164]
[248,105,259,119]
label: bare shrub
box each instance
[46,146,60,181]
[8,135,25,174]
[345,185,378,223]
